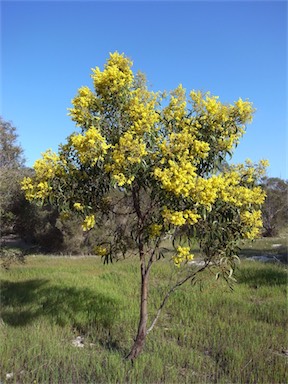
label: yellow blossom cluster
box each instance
[73,202,84,211]
[82,214,95,231]
[91,52,133,97]
[229,159,269,183]
[149,223,163,238]
[172,246,194,266]
[70,126,110,165]
[259,159,270,169]
[204,94,221,115]
[21,178,52,201]
[159,130,210,161]
[154,128,211,199]
[191,91,254,125]
[154,159,197,197]
[189,91,254,152]
[162,207,201,226]
[218,171,266,207]
[188,176,225,207]
[21,150,65,202]
[234,98,254,123]
[217,133,243,152]
[163,85,188,127]
[105,131,147,186]
[93,245,108,256]
[125,88,159,134]
[68,86,97,127]
[240,210,263,239]
[154,162,225,207]
[154,88,255,204]
[21,177,36,201]
[154,154,266,211]
[33,149,65,180]
[36,181,52,200]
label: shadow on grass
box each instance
[1,279,120,330]
[236,266,287,287]
[240,246,287,260]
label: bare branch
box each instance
[146,264,207,335]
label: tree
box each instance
[0,117,28,268]
[261,177,288,237]
[0,117,25,168]
[0,117,26,233]
[22,52,267,359]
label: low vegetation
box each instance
[1,251,287,383]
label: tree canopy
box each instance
[0,117,26,233]
[0,117,24,169]
[22,52,267,358]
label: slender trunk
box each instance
[127,248,149,360]
[127,185,151,360]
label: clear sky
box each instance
[1,0,287,178]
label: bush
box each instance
[0,246,25,269]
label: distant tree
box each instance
[261,177,288,237]
[0,117,26,233]
[22,53,267,359]
[0,117,25,168]
[0,117,27,268]
[0,118,74,253]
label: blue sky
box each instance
[1,0,287,178]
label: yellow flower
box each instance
[82,214,95,231]
[68,85,99,127]
[162,207,201,226]
[105,130,147,187]
[73,202,84,211]
[240,210,263,239]
[149,224,163,238]
[35,181,52,199]
[70,126,110,165]
[94,245,108,256]
[21,177,35,201]
[172,246,194,266]
[259,159,269,168]
[91,52,134,97]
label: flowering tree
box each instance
[22,53,267,359]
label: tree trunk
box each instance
[127,262,149,360]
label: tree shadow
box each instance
[240,246,287,262]
[236,266,288,287]
[1,279,120,330]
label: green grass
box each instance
[1,254,287,383]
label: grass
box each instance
[0,250,287,383]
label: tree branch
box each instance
[146,264,208,335]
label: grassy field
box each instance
[0,239,287,383]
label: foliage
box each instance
[0,168,25,233]
[0,117,73,253]
[21,52,267,358]
[0,117,25,168]
[261,177,288,237]
[0,117,26,233]
[0,246,25,270]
